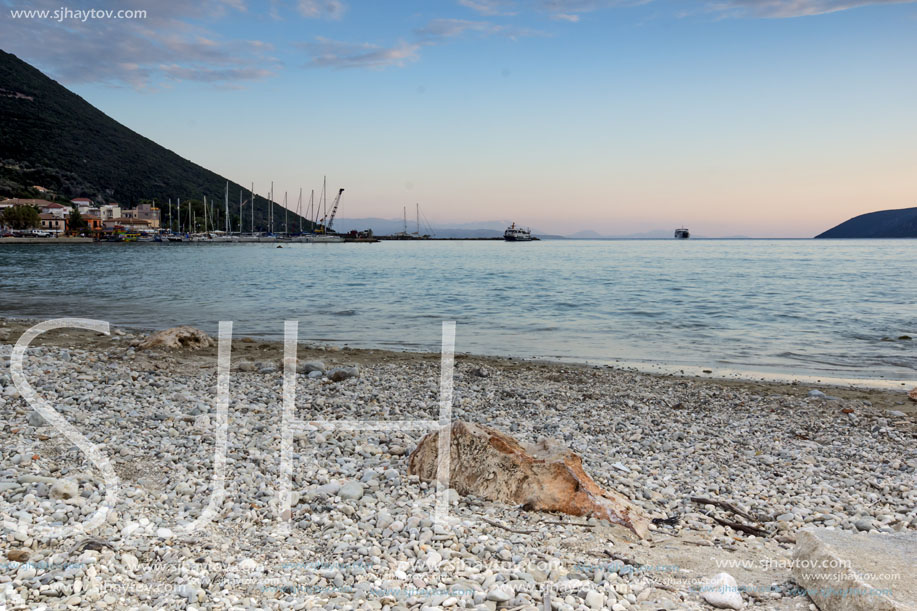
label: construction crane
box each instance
[323,188,345,233]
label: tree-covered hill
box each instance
[0,49,312,232]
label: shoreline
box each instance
[1,316,913,413]
[1,316,914,609]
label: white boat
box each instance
[504,223,534,241]
[674,227,690,239]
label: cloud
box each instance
[299,38,420,69]
[296,0,347,19]
[706,0,916,17]
[550,12,582,20]
[458,0,518,15]
[416,18,548,42]
[416,18,506,39]
[1,0,278,88]
[159,64,274,82]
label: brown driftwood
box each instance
[690,496,758,522]
[480,516,537,535]
[710,515,770,537]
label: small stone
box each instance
[808,390,826,398]
[121,552,139,572]
[377,511,394,530]
[50,479,78,500]
[585,590,605,609]
[486,584,514,602]
[854,518,874,532]
[328,366,359,382]
[701,573,743,609]
[7,549,30,562]
[297,360,325,374]
[156,527,174,539]
[338,481,364,500]
[308,482,341,498]
[27,410,45,427]
[257,361,277,374]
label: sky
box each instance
[2,0,916,237]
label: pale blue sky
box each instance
[2,0,916,236]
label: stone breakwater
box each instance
[0,322,914,610]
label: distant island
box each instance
[816,206,917,238]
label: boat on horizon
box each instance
[674,227,690,239]
[504,223,534,242]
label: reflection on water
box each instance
[1,239,915,382]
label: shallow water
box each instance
[1,239,915,383]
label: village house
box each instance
[40,202,70,218]
[99,204,121,220]
[122,203,161,229]
[0,198,63,215]
[71,197,93,207]
[39,213,67,234]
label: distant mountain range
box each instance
[335,218,758,239]
[0,50,309,231]
[333,218,566,239]
[816,207,917,238]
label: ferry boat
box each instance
[504,223,534,242]
[674,227,690,239]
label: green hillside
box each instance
[0,49,313,233]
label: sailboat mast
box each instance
[203,195,208,233]
[416,203,419,235]
[168,198,172,232]
[178,198,181,233]
[225,181,229,234]
[250,183,254,234]
[403,205,407,234]
[284,191,288,235]
[297,188,303,233]
[270,181,274,234]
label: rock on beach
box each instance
[408,420,652,538]
[138,326,213,350]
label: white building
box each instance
[99,204,122,220]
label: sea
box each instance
[1,239,915,387]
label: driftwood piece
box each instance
[710,515,770,537]
[690,496,758,522]
[480,516,537,535]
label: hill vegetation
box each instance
[0,50,311,232]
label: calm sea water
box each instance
[1,240,915,384]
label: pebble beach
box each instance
[0,318,914,610]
